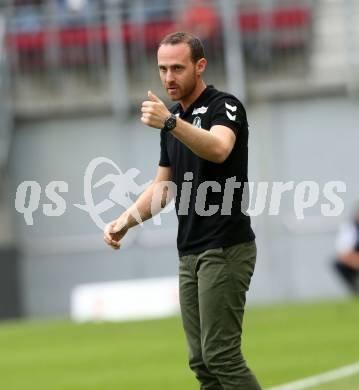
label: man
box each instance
[104,32,262,390]
[333,205,359,294]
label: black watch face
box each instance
[165,115,176,131]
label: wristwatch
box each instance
[163,114,177,132]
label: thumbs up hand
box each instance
[148,90,161,103]
[141,91,171,129]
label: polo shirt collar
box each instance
[177,85,215,117]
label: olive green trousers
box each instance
[179,241,262,390]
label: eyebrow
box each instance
[158,64,185,69]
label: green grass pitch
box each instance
[0,298,358,390]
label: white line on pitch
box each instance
[266,361,359,390]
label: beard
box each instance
[166,71,197,102]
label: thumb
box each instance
[148,90,161,103]
[110,220,126,234]
[109,224,118,234]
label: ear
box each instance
[196,58,207,76]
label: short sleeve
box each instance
[210,97,248,137]
[159,130,171,167]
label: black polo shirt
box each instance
[159,85,255,256]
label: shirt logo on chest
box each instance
[193,116,202,128]
[192,106,208,115]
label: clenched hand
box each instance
[141,91,171,129]
[103,218,129,250]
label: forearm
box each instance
[141,92,234,163]
[171,118,225,163]
[121,182,172,229]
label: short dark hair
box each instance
[159,32,205,63]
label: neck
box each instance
[180,79,207,110]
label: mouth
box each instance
[167,86,179,94]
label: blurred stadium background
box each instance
[0,0,359,389]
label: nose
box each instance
[165,70,175,84]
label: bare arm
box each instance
[141,91,236,164]
[121,165,173,228]
[104,165,172,249]
[171,120,235,163]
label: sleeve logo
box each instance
[225,102,237,121]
